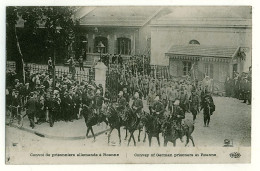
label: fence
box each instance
[6,61,95,83]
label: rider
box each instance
[171,99,185,140]
[131,92,143,119]
[93,89,104,117]
[117,91,127,121]
[151,96,165,124]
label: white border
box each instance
[0,0,259,171]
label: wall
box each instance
[150,26,252,68]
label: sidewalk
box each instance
[6,113,108,140]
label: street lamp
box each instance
[52,26,62,88]
[96,41,105,62]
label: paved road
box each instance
[6,96,251,149]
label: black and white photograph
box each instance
[4,6,252,164]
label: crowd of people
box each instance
[100,53,151,75]
[7,57,253,144]
[6,58,217,133]
[225,68,252,105]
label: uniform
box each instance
[93,94,104,116]
[46,96,60,127]
[152,100,165,124]
[132,98,143,118]
[25,96,38,128]
[189,92,200,121]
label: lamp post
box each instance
[96,41,105,62]
[52,26,62,88]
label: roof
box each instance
[166,45,239,58]
[151,6,252,28]
[78,7,161,27]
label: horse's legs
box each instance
[138,128,141,142]
[156,135,160,147]
[185,135,190,147]
[143,131,147,142]
[127,132,133,146]
[192,113,196,121]
[90,127,96,141]
[86,127,90,138]
[118,128,122,145]
[190,135,195,147]
[107,128,113,145]
[164,138,167,147]
[132,131,136,146]
[148,134,152,147]
[173,139,176,147]
[124,128,128,140]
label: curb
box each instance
[6,123,109,140]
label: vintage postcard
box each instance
[5,6,252,164]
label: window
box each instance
[117,37,131,55]
[204,63,214,78]
[183,61,192,75]
[94,37,108,53]
[189,40,200,45]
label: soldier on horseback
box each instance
[171,100,185,140]
[117,91,127,121]
[93,89,104,117]
[151,96,165,124]
[131,92,143,119]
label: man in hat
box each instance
[48,57,53,74]
[171,99,185,141]
[160,84,168,109]
[131,92,143,118]
[78,56,84,71]
[67,57,74,73]
[45,91,60,127]
[10,90,22,122]
[123,87,130,104]
[98,84,104,96]
[147,89,156,114]
[179,87,189,113]
[151,96,165,124]
[25,92,38,129]
[93,89,105,117]
[189,88,200,121]
[117,91,127,121]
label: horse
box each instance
[125,108,141,146]
[81,104,108,141]
[141,111,162,147]
[106,103,127,146]
[163,119,195,147]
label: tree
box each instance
[6,6,77,74]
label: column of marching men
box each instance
[6,63,216,132]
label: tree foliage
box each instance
[6,6,77,63]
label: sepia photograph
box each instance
[5,6,252,164]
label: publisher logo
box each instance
[223,139,233,147]
[229,152,241,158]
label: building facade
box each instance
[149,7,252,90]
[73,7,169,64]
